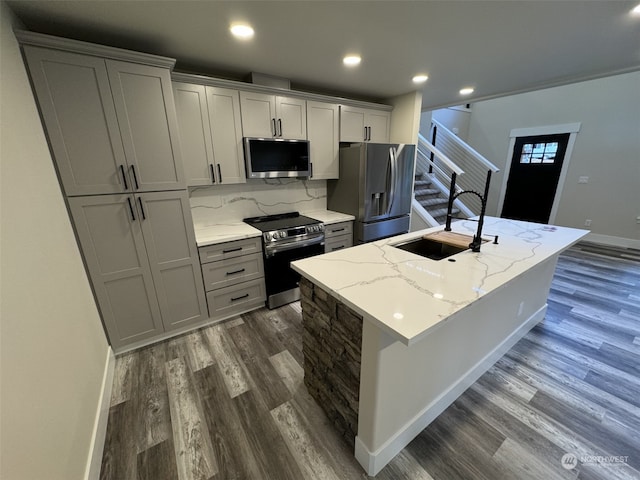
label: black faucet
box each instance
[444,170,492,252]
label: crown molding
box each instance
[14,30,176,69]
[171,71,392,111]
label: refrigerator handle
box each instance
[386,147,397,215]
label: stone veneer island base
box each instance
[299,277,363,449]
[292,217,588,475]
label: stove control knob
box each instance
[271,232,278,240]
[319,224,324,231]
[279,231,286,238]
[308,226,315,233]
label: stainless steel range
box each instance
[244,212,324,309]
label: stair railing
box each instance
[428,119,500,215]
[416,133,464,196]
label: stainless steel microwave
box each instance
[243,137,310,178]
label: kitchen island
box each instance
[291,217,588,475]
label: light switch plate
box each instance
[578,176,589,184]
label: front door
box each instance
[501,133,570,223]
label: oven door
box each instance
[263,234,324,308]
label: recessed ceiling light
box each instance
[412,74,429,84]
[459,87,475,95]
[230,23,254,39]
[343,55,361,66]
[632,4,640,15]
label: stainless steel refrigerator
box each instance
[327,143,416,243]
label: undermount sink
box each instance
[391,237,468,260]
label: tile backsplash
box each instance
[189,178,327,228]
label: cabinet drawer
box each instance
[199,236,262,264]
[201,252,264,291]
[206,278,266,320]
[325,233,353,253]
[325,221,353,239]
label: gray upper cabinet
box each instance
[340,105,391,143]
[239,91,307,140]
[23,46,185,196]
[107,60,185,191]
[173,83,215,185]
[307,101,339,179]
[24,46,128,195]
[206,86,246,184]
[69,191,207,349]
[173,82,246,185]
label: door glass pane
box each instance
[521,141,559,164]
[543,142,558,163]
[520,143,533,163]
[531,143,544,163]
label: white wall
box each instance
[466,72,640,244]
[387,90,423,145]
[432,106,472,141]
[0,3,110,479]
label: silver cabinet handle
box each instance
[277,118,283,137]
[271,118,277,137]
[210,164,216,183]
[364,126,367,141]
[217,164,222,183]
[231,293,249,302]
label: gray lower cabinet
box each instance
[198,237,266,320]
[69,191,208,349]
[23,45,185,196]
[324,221,354,253]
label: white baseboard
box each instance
[354,304,547,476]
[84,347,115,480]
[585,233,640,250]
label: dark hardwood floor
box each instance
[100,242,640,479]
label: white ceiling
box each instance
[7,0,640,110]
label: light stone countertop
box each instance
[303,209,355,225]
[194,222,262,247]
[193,209,354,247]
[291,217,588,345]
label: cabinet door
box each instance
[23,46,128,195]
[367,110,391,143]
[276,96,307,140]
[68,195,163,348]
[340,106,367,142]
[136,191,208,331]
[239,91,276,137]
[173,82,216,186]
[206,87,247,184]
[107,61,185,191]
[307,101,339,179]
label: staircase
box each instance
[412,119,500,229]
[413,173,459,224]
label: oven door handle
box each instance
[264,235,324,257]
